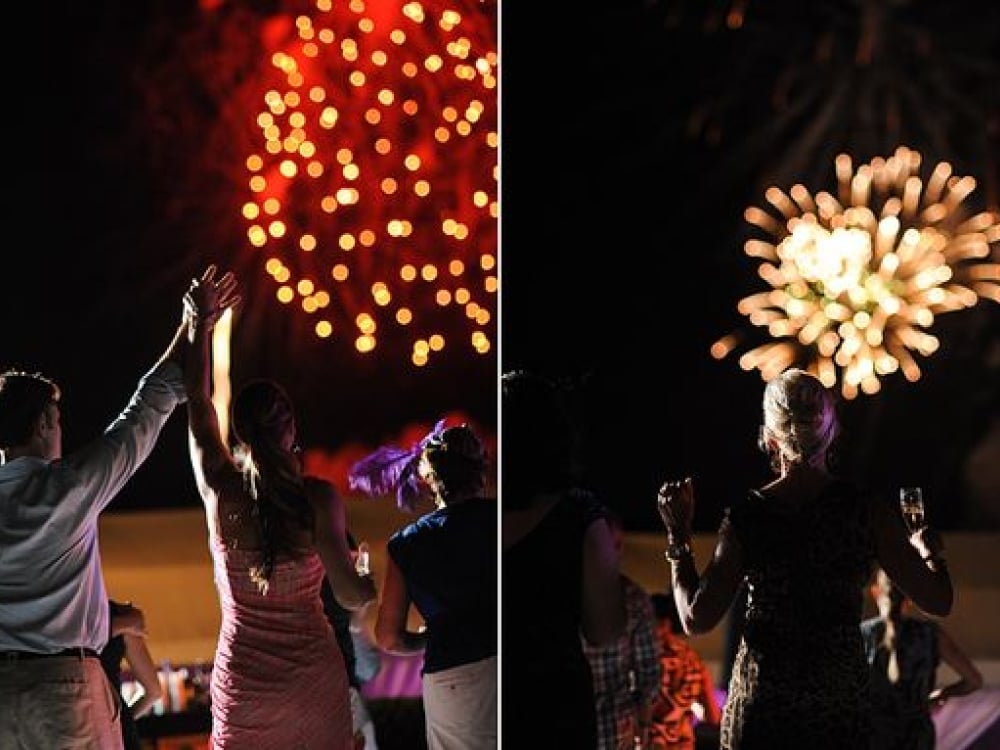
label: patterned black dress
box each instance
[720,478,877,750]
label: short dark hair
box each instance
[0,370,60,449]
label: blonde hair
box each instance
[761,368,839,469]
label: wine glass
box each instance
[899,487,925,533]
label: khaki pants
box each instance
[422,655,497,750]
[0,654,123,750]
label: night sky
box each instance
[3,1,998,533]
[3,0,497,513]
[500,0,1000,532]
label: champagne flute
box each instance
[355,540,371,576]
[899,487,925,533]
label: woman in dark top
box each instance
[100,600,163,750]
[501,370,625,748]
[655,368,953,750]
[861,568,982,750]
[352,422,497,750]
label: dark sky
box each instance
[3,0,497,513]
[500,0,1000,532]
[3,1,998,532]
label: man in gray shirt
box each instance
[0,265,239,749]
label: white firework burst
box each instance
[712,145,1000,399]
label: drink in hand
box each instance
[355,541,371,576]
[899,487,925,533]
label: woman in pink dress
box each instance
[183,267,376,749]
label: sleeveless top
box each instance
[721,478,877,750]
[503,488,607,748]
[387,496,497,674]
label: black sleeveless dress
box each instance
[99,600,143,750]
[503,488,607,748]
[721,479,878,750]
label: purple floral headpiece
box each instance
[347,418,447,511]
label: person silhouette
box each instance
[101,600,163,750]
[183,267,376,749]
[1,265,229,749]
[861,567,982,750]
[352,422,497,750]
[655,368,953,749]
[582,508,661,750]
[501,369,626,748]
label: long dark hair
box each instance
[231,379,315,594]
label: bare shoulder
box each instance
[303,475,344,515]
[303,474,337,498]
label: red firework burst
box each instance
[240,0,497,367]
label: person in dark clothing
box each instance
[861,568,982,750]
[322,533,381,749]
[351,422,497,750]
[501,370,625,749]
[100,600,163,750]
[655,368,954,750]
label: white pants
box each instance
[422,655,497,750]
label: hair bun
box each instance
[435,424,487,466]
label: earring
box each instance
[768,446,781,474]
[758,426,781,473]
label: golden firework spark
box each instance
[712,146,1000,399]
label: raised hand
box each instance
[656,477,695,541]
[184,264,241,330]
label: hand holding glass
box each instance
[899,487,925,533]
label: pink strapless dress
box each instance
[208,536,353,750]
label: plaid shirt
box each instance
[583,575,662,750]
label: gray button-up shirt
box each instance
[0,360,185,654]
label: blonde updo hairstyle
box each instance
[761,368,839,470]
